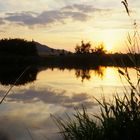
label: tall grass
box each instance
[53,90,140,140]
[53,1,140,140]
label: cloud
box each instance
[62,4,110,13]
[4,4,111,27]
[5,13,35,26]
[5,11,88,26]
[6,88,97,108]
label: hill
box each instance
[34,41,70,56]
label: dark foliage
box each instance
[0,38,38,56]
[75,40,107,55]
[75,41,91,54]
[0,38,39,65]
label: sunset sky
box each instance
[0,0,139,52]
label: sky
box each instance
[0,0,140,52]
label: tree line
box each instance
[0,38,38,56]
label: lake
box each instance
[0,66,137,140]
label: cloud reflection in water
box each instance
[0,86,97,140]
[7,87,96,108]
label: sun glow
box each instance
[104,41,114,52]
[101,30,116,52]
[83,27,127,53]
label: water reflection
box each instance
[75,66,105,82]
[0,66,38,85]
[0,65,106,86]
[0,66,137,140]
[75,69,91,82]
[7,89,96,108]
[0,64,136,88]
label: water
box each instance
[0,66,137,140]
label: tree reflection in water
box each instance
[0,65,38,86]
[75,66,105,82]
[0,65,106,85]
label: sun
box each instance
[100,30,116,52]
[104,41,114,52]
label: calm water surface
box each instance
[0,67,137,140]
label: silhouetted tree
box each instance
[75,40,91,54]
[0,38,38,56]
[75,41,107,55]
[94,43,107,55]
[0,38,39,65]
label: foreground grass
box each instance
[53,89,140,140]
